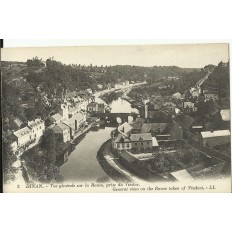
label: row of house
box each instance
[11,118,45,153]
[112,121,184,154]
[47,104,87,143]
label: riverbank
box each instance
[97,139,147,183]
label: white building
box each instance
[14,127,32,147]
[28,118,45,141]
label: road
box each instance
[93,81,147,98]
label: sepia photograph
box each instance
[1,43,231,192]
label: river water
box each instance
[60,96,137,182]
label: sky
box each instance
[1,43,229,68]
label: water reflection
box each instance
[59,96,138,182]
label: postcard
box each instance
[1,43,231,192]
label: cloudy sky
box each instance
[1,43,229,68]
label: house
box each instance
[200,130,230,149]
[51,123,71,143]
[48,113,63,124]
[28,118,45,141]
[87,102,105,113]
[220,109,230,122]
[63,113,86,138]
[118,122,133,136]
[170,169,194,182]
[130,133,153,153]
[86,88,93,94]
[172,92,182,99]
[152,137,159,151]
[204,93,219,102]
[13,118,23,129]
[48,104,69,124]
[163,102,177,113]
[14,126,32,147]
[130,123,143,134]
[183,101,197,113]
[112,133,132,151]
[68,106,78,117]
[87,102,97,112]
[97,103,105,113]
[97,84,103,90]
[141,123,183,141]
[64,90,77,99]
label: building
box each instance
[204,93,219,102]
[141,123,183,141]
[220,109,230,122]
[86,88,93,94]
[63,112,86,138]
[162,102,177,113]
[28,118,45,141]
[64,90,77,99]
[170,169,194,182]
[172,92,182,99]
[112,133,132,151]
[183,101,197,113]
[51,123,71,143]
[14,126,32,147]
[200,130,230,148]
[87,102,98,112]
[87,102,105,113]
[130,133,153,153]
[48,104,69,125]
[97,84,103,90]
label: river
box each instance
[60,96,137,182]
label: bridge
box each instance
[92,112,139,124]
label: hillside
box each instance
[203,61,230,98]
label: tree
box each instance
[2,135,17,183]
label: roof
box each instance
[135,118,146,123]
[114,134,130,143]
[130,133,152,142]
[220,109,230,121]
[183,102,195,108]
[14,118,23,127]
[170,169,194,182]
[120,151,137,163]
[130,123,142,130]
[97,103,105,110]
[118,122,133,135]
[152,137,159,146]
[163,102,176,107]
[201,130,230,138]
[52,123,70,133]
[141,123,169,134]
[14,126,32,138]
[28,118,43,128]
[88,102,97,108]
[50,113,63,122]
[63,113,85,129]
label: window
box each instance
[135,143,137,146]
[141,142,143,145]
[127,143,130,148]
[117,144,120,148]
[147,142,149,145]
[40,126,41,129]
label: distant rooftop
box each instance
[170,169,194,182]
[220,109,230,121]
[14,126,31,137]
[130,133,152,142]
[201,130,230,138]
